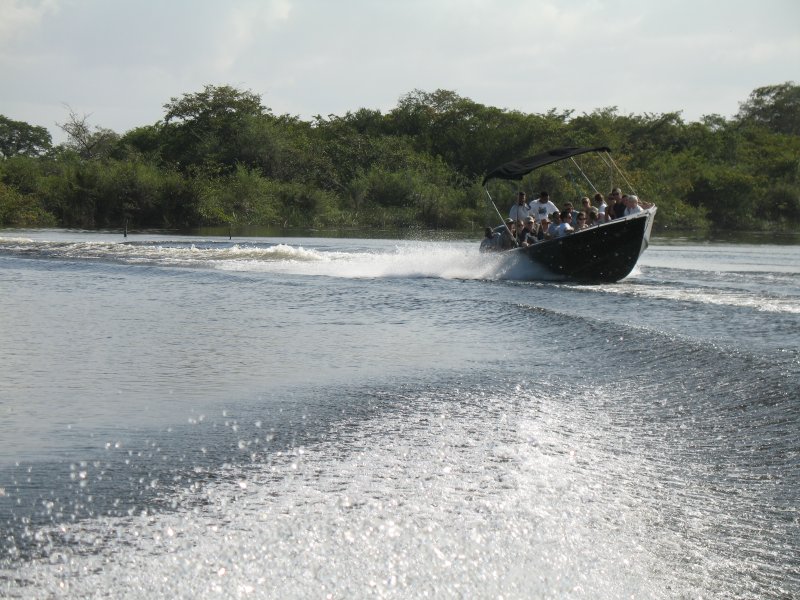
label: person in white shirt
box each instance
[530,191,559,223]
[623,194,653,216]
[554,209,574,237]
[509,191,530,222]
[593,192,608,217]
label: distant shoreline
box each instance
[3,226,799,246]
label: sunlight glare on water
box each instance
[6,384,692,599]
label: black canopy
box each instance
[482,146,611,186]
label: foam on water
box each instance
[216,243,561,283]
[2,383,700,599]
[0,236,556,282]
[591,281,800,314]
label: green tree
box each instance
[0,181,56,226]
[118,124,165,160]
[194,164,280,226]
[685,165,757,229]
[36,152,101,227]
[2,82,798,233]
[386,89,567,178]
[1,155,45,195]
[0,116,52,158]
[160,84,272,170]
[57,108,120,160]
[736,82,800,135]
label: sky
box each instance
[1,0,799,144]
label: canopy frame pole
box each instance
[484,186,518,247]
[601,152,639,196]
[569,157,600,195]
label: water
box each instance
[0,230,798,598]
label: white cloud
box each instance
[0,0,798,140]
[0,0,60,42]
[213,0,293,72]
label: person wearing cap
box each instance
[509,191,530,222]
[531,191,559,223]
[518,216,538,246]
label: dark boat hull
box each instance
[512,208,656,282]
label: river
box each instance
[0,230,798,598]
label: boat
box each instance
[481,146,656,283]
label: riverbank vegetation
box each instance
[1,82,798,233]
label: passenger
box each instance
[593,192,607,217]
[562,202,579,226]
[587,207,601,227]
[623,194,642,216]
[518,216,538,246]
[554,210,575,237]
[611,188,627,220]
[531,191,559,224]
[546,211,562,238]
[536,215,550,241]
[574,211,589,230]
[509,191,530,222]
[499,218,517,249]
[623,194,651,214]
[604,193,616,220]
[623,194,654,215]
[479,227,500,252]
[580,196,592,216]
[514,219,525,245]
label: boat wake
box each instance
[605,280,800,314]
[0,237,557,282]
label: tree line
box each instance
[1,82,798,233]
